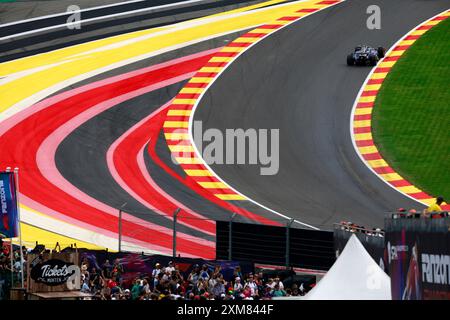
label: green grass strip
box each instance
[372,17,450,200]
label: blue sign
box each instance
[0,172,19,238]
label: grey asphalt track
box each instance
[193,0,450,229]
[0,0,267,62]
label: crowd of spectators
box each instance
[338,221,384,237]
[0,240,27,299]
[79,259,309,300]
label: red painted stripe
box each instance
[296,8,318,13]
[195,72,218,78]
[383,56,400,62]
[316,0,340,4]
[184,82,209,88]
[163,127,189,134]
[356,140,374,147]
[214,52,239,57]
[204,61,228,68]
[417,24,433,30]
[431,15,448,21]
[258,24,283,29]
[367,78,384,85]
[354,114,371,121]
[393,45,410,51]
[165,115,189,122]
[362,152,382,161]
[277,16,300,21]
[389,180,411,187]
[374,67,391,73]
[353,126,371,134]
[404,35,420,40]
[227,42,252,47]
[373,166,395,174]
[356,102,374,108]
[196,188,238,195]
[168,104,194,109]
[175,93,200,99]
[361,90,378,97]
[180,164,206,171]
[242,33,266,38]
[408,192,431,199]
[193,176,221,183]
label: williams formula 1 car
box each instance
[347,45,386,66]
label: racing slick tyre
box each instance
[369,55,378,66]
[347,54,355,66]
[377,47,386,58]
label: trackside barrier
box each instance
[216,221,335,271]
[385,216,450,300]
[333,223,385,271]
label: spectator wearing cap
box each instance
[233,277,243,293]
[152,263,162,288]
[166,261,175,273]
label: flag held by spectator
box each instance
[0,172,19,238]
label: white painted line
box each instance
[188,0,346,231]
[348,9,449,208]
[0,0,206,27]
[0,0,209,41]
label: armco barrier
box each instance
[385,217,450,300]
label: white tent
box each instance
[304,234,391,300]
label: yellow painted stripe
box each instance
[364,84,382,91]
[410,29,427,36]
[175,157,202,164]
[358,146,378,154]
[355,107,373,115]
[199,67,223,73]
[389,50,405,57]
[354,132,372,140]
[398,185,423,194]
[168,145,194,152]
[189,77,214,83]
[179,87,205,94]
[172,98,197,105]
[185,169,213,177]
[398,39,415,46]
[380,173,404,182]
[215,194,246,201]
[425,19,441,26]
[233,37,261,43]
[370,72,389,79]
[378,61,396,68]
[167,109,192,116]
[358,95,376,103]
[353,120,372,128]
[163,121,189,128]
[165,132,190,140]
[367,159,389,168]
[198,181,229,189]
[209,56,234,63]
